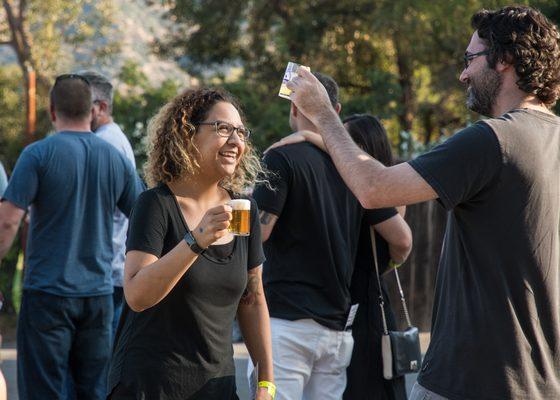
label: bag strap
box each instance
[370,227,389,335]
[369,227,413,329]
[393,267,413,328]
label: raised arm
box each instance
[125,204,231,312]
[287,69,437,209]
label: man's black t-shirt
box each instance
[254,142,396,331]
[409,109,560,399]
[107,185,265,400]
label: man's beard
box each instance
[465,67,502,117]
[90,117,99,132]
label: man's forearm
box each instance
[0,202,26,262]
[316,109,388,208]
[0,222,20,261]
[315,109,438,208]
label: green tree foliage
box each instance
[1,0,120,80]
[159,0,557,154]
[0,0,120,164]
[113,61,181,172]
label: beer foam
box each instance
[228,199,251,210]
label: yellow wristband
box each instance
[258,381,276,398]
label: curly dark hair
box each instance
[145,88,265,192]
[472,6,560,106]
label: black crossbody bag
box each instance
[370,227,422,379]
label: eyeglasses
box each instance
[463,50,489,69]
[197,121,251,141]
[54,73,90,86]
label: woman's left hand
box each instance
[255,387,273,400]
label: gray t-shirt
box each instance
[95,122,136,287]
[408,109,560,399]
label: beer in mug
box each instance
[228,199,250,236]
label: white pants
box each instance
[256,317,354,400]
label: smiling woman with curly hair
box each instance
[107,88,274,400]
[144,88,266,193]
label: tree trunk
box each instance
[24,67,36,142]
[3,0,47,143]
[394,36,415,135]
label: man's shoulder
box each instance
[484,108,560,132]
[271,141,318,155]
[96,122,127,141]
[267,141,326,166]
[21,133,66,157]
[95,123,133,148]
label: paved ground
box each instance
[2,337,427,399]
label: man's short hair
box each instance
[472,6,560,106]
[77,70,114,112]
[313,72,339,109]
[50,76,93,121]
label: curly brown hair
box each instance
[145,88,266,193]
[472,6,560,107]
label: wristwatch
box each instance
[183,230,206,255]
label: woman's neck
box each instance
[167,175,225,203]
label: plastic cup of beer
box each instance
[227,199,251,236]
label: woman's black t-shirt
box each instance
[107,184,265,399]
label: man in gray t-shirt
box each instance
[79,70,138,339]
[285,5,560,400]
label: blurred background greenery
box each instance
[1,0,559,315]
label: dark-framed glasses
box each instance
[54,73,90,86]
[463,50,489,69]
[197,121,251,141]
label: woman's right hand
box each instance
[191,204,232,249]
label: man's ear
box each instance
[99,100,109,114]
[335,102,342,115]
[291,103,298,118]
[495,57,511,73]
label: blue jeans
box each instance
[409,383,450,400]
[112,286,124,341]
[17,290,113,400]
[66,286,122,399]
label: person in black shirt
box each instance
[255,74,405,400]
[107,88,274,400]
[267,114,412,399]
[286,5,560,400]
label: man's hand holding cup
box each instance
[285,67,337,128]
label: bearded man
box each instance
[285,5,560,400]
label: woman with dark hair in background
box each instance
[267,114,411,399]
[342,114,410,400]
